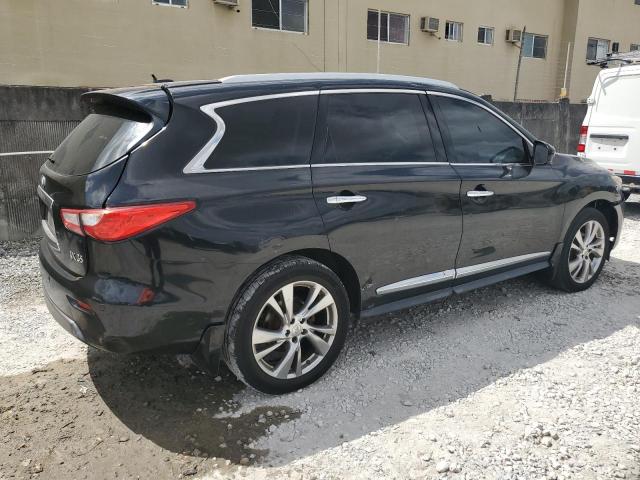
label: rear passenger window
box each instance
[205,95,317,169]
[322,93,436,164]
[436,96,528,165]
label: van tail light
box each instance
[60,201,196,242]
[577,125,588,153]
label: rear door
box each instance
[584,67,640,176]
[430,92,564,281]
[311,89,462,310]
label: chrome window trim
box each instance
[195,164,309,174]
[312,162,446,168]
[320,88,425,95]
[182,91,320,175]
[427,91,534,148]
[376,270,456,295]
[376,251,550,295]
[453,162,530,167]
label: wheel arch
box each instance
[284,248,362,317]
[224,248,362,327]
[584,199,619,259]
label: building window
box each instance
[477,26,494,45]
[367,10,410,44]
[522,33,548,59]
[252,0,308,33]
[631,44,640,51]
[152,0,188,7]
[586,38,610,61]
[445,21,463,42]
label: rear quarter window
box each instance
[204,95,318,170]
[49,106,153,176]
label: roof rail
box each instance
[587,51,640,68]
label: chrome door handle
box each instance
[467,190,494,198]
[326,195,368,205]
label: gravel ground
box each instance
[1,198,639,480]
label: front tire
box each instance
[224,256,350,394]
[548,207,610,292]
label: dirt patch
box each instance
[0,352,298,479]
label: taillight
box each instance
[577,125,588,153]
[60,201,196,242]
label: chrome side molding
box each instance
[455,252,550,278]
[376,251,551,295]
[377,270,456,295]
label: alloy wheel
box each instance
[251,281,338,379]
[568,220,605,284]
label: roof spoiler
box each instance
[81,85,173,124]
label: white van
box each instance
[579,54,640,200]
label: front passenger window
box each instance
[436,96,528,165]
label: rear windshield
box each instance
[49,106,153,175]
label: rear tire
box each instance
[547,207,610,292]
[223,256,350,394]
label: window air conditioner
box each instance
[420,17,440,33]
[506,29,523,43]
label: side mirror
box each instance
[532,141,555,166]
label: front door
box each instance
[311,90,462,310]
[430,93,564,280]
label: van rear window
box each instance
[49,107,153,176]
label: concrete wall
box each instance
[0,86,586,241]
[0,86,89,240]
[493,98,586,154]
[2,0,639,101]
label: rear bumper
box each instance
[39,239,225,358]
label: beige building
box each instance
[1,0,639,101]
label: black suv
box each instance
[38,73,624,393]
